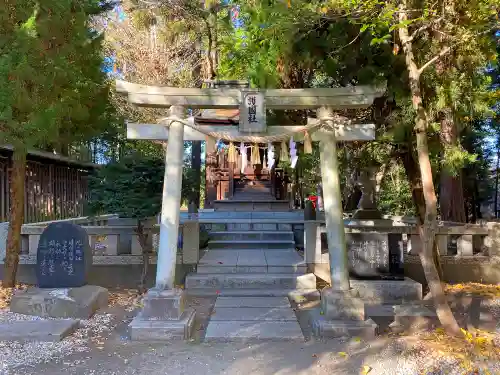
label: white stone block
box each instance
[408,234,422,254]
[0,222,8,262]
[28,235,40,256]
[304,222,322,264]
[457,234,473,256]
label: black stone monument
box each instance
[347,232,404,280]
[36,222,92,288]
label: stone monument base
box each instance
[129,288,195,341]
[10,285,108,319]
[309,288,377,339]
[350,278,423,304]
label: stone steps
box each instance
[226,223,294,231]
[197,265,306,274]
[208,240,296,250]
[197,249,306,274]
[213,200,291,212]
[185,288,319,297]
[209,231,294,241]
[185,273,316,290]
[205,321,304,342]
[231,195,275,201]
[204,297,304,341]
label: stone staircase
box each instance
[185,198,316,340]
[213,180,290,211]
[232,180,274,201]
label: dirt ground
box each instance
[0,286,499,375]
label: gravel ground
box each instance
[0,289,498,375]
[6,337,500,375]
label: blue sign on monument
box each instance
[36,222,92,288]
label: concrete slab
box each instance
[197,265,238,274]
[129,308,196,341]
[268,266,306,274]
[312,317,378,339]
[309,309,377,339]
[205,321,304,341]
[0,319,79,342]
[235,266,267,273]
[199,251,238,266]
[265,251,304,265]
[237,251,266,266]
[215,297,291,308]
[208,240,296,250]
[185,273,316,290]
[350,278,422,303]
[186,288,320,298]
[10,285,108,319]
[211,307,297,321]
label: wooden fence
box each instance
[0,149,96,223]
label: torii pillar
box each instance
[129,106,196,341]
[313,107,378,338]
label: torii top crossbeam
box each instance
[115,80,385,110]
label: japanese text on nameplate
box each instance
[247,95,258,123]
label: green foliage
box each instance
[87,154,164,219]
[378,163,416,216]
[442,145,477,176]
[0,0,115,150]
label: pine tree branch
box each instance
[417,46,451,74]
[407,17,443,43]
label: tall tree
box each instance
[0,0,114,286]
[217,0,498,336]
[101,1,231,207]
[350,0,497,336]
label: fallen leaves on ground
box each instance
[361,365,371,374]
[0,282,30,309]
[415,327,500,373]
[338,351,348,358]
[445,283,500,298]
[291,295,307,304]
[108,289,143,310]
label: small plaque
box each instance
[36,223,92,288]
[240,90,266,133]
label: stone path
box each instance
[0,319,79,342]
[205,296,303,341]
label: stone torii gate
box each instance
[116,80,385,338]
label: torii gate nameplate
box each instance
[239,90,266,133]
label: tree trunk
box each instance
[3,148,26,287]
[495,142,500,218]
[397,145,426,224]
[398,144,445,279]
[398,7,462,336]
[439,109,467,223]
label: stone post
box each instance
[318,107,350,291]
[0,222,8,263]
[485,221,500,256]
[129,106,195,341]
[156,105,185,290]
